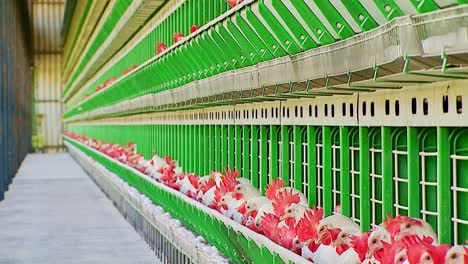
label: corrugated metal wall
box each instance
[0,0,33,200]
[32,0,65,152]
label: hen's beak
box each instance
[330,240,340,247]
[394,232,407,241]
[245,208,252,215]
[366,247,376,259]
[315,231,325,244]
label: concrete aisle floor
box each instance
[0,153,158,264]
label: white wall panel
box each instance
[34,54,64,151]
[32,0,64,152]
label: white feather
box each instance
[201,186,216,208]
[313,244,338,264]
[254,203,274,226]
[337,248,361,264]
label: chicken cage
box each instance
[62,0,468,263]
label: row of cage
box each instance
[64,0,233,102]
[67,123,468,245]
[65,0,468,107]
[63,1,468,119]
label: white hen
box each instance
[313,244,339,264]
[317,213,361,238]
[232,183,261,200]
[245,196,270,215]
[254,202,274,228]
[337,248,361,264]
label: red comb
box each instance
[380,240,405,264]
[350,232,370,261]
[328,228,342,241]
[222,172,240,188]
[188,174,199,189]
[167,181,179,191]
[335,243,350,256]
[279,222,297,250]
[284,217,296,227]
[201,180,216,194]
[104,77,117,87]
[383,214,402,237]
[226,0,244,8]
[429,244,451,264]
[178,173,187,181]
[173,32,185,43]
[210,171,221,180]
[189,25,200,34]
[402,235,443,263]
[237,201,246,215]
[266,178,285,200]
[232,192,243,200]
[156,42,167,54]
[395,215,423,226]
[386,215,423,238]
[401,234,431,248]
[165,155,173,165]
[334,204,341,214]
[428,245,450,263]
[223,167,240,178]
[319,229,335,246]
[261,213,281,242]
[464,246,468,263]
[160,165,176,182]
[250,210,258,218]
[273,189,300,216]
[214,173,239,204]
[406,242,433,264]
[297,208,323,242]
[135,153,142,160]
[246,217,258,232]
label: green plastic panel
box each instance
[63,0,461,118]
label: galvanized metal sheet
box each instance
[32,1,64,53]
[37,102,64,149]
[35,54,62,101]
[32,0,65,151]
[0,0,33,200]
